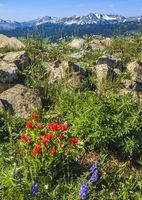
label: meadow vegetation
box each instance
[0,35,142,199]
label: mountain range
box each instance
[0,13,142,30]
[0,13,141,40]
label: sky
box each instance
[0,0,142,21]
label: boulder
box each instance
[133,91,142,104]
[118,79,133,96]
[101,38,112,47]
[94,64,115,83]
[0,51,29,91]
[127,61,142,83]
[132,82,142,92]
[69,38,84,49]
[45,60,89,89]
[119,79,133,90]
[0,61,18,84]
[97,55,124,71]
[87,39,105,51]
[0,84,42,118]
[2,51,29,68]
[86,38,111,51]
[0,34,25,50]
[0,100,4,113]
[118,89,132,96]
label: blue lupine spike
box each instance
[79,180,89,200]
[90,170,98,183]
[90,162,97,173]
[31,182,39,195]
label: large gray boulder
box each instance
[45,60,89,89]
[0,34,25,50]
[94,64,115,89]
[0,61,18,84]
[0,51,29,91]
[118,79,133,96]
[2,51,28,68]
[0,84,42,118]
[69,38,84,49]
[127,61,142,83]
[119,79,133,90]
[132,82,142,92]
[86,38,111,51]
[97,55,124,71]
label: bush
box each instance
[56,91,142,158]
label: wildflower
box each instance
[40,135,49,144]
[31,144,41,156]
[31,113,38,120]
[26,137,32,144]
[58,123,68,131]
[79,180,89,200]
[90,170,98,183]
[90,162,97,173]
[49,122,59,131]
[26,121,33,129]
[49,147,56,155]
[40,134,52,144]
[68,137,78,145]
[46,134,53,140]
[20,133,27,141]
[90,162,98,183]
[37,122,44,129]
[31,183,39,195]
[44,185,48,190]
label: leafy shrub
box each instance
[56,91,142,158]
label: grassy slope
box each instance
[0,35,142,199]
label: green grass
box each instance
[107,36,142,64]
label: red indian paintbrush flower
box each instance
[49,147,56,155]
[49,122,59,131]
[26,121,33,129]
[40,134,52,144]
[20,133,32,144]
[68,137,78,145]
[20,133,27,140]
[40,135,49,144]
[37,122,44,129]
[31,144,41,156]
[46,134,53,140]
[26,137,32,144]
[58,123,68,131]
[31,112,38,119]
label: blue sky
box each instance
[0,0,142,21]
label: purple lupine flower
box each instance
[31,183,39,195]
[79,180,89,200]
[89,162,97,173]
[90,170,98,183]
